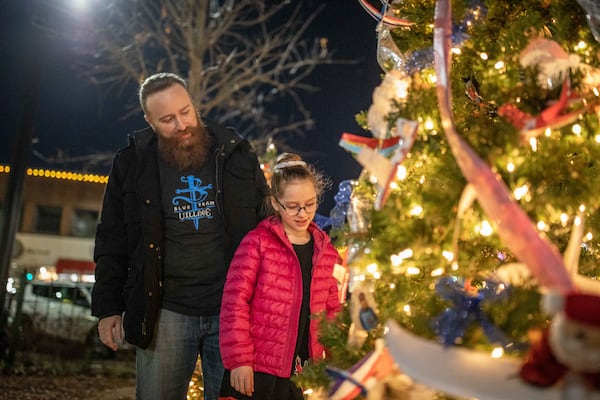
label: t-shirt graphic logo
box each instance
[171,175,215,230]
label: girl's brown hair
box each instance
[266,153,330,214]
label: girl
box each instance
[219,153,341,399]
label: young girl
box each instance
[219,153,341,399]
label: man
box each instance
[92,72,269,400]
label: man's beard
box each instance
[157,123,213,172]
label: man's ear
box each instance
[144,114,155,131]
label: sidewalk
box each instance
[89,385,135,400]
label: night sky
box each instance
[1,0,383,212]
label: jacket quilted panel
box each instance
[220,216,341,377]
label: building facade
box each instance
[0,165,107,280]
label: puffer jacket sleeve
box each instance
[326,247,343,319]
[220,229,262,370]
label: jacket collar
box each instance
[261,215,330,251]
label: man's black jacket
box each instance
[91,121,269,348]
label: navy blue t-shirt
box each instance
[159,152,225,316]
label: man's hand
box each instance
[97,315,123,351]
[231,365,254,396]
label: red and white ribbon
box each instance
[433,0,573,293]
[356,0,414,27]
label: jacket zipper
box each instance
[214,145,224,216]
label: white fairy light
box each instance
[586,232,594,241]
[494,60,505,70]
[406,266,420,275]
[396,165,407,180]
[390,255,403,267]
[391,248,413,267]
[572,124,582,136]
[442,250,454,262]
[431,268,444,277]
[424,117,434,130]
[397,248,414,259]
[545,127,552,137]
[409,205,423,216]
[513,184,529,200]
[477,220,493,236]
[480,52,488,60]
[451,261,459,271]
[537,220,546,231]
[426,72,437,85]
[403,304,412,315]
[491,347,504,359]
[529,137,538,151]
[506,162,515,173]
[367,263,378,274]
[560,213,569,226]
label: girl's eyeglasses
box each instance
[275,198,319,216]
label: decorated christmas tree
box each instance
[297,1,600,399]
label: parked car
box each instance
[8,279,112,357]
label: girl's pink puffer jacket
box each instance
[219,215,341,377]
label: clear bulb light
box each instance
[478,220,493,236]
[491,347,504,358]
[424,118,434,130]
[397,165,407,180]
[442,251,454,262]
[529,137,538,151]
[410,205,423,216]
[537,221,546,231]
[560,213,568,226]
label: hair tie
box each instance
[273,160,307,172]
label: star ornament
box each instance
[339,117,418,210]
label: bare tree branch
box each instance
[30,0,356,160]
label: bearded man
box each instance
[92,73,269,400]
